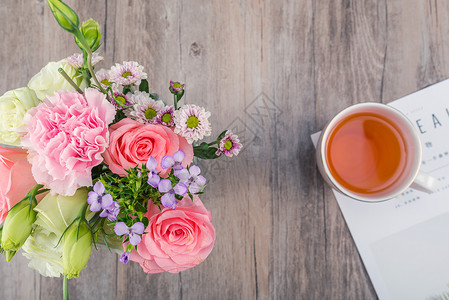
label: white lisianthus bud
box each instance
[0,87,39,146]
[28,59,88,100]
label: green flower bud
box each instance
[75,19,101,52]
[62,222,92,279]
[1,200,37,261]
[46,0,80,33]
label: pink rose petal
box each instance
[103,119,193,177]
[129,195,215,273]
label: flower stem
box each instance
[73,30,106,94]
[63,275,69,300]
[58,68,83,93]
[87,51,106,94]
[174,94,178,110]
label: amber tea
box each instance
[325,112,408,195]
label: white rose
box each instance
[0,87,39,146]
[22,188,88,277]
[28,59,88,100]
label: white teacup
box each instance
[316,102,438,202]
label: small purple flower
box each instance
[87,182,113,212]
[114,222,145,246]
[99,201,120,221]
[146,156,160,188]
[175,165,207,194]
[158,179,188,209]
[156,106,175,127]
[161,150,185,170]
[169,80,185,94]
[120,251,130,264]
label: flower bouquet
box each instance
[0,0,241,298]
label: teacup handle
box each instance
[410,171,439,193]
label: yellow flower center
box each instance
[162,113,172,124]
[224,140,233,150]
[115,96,126,106]
[186,116,199,128]
[145,108,157,120]
[101,79,111,86]
[122,72,132,78]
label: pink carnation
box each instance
[21,88,116,196]
[129,195,215,273]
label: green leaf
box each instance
[142,217,149,228]
[135,202,146,213]
[217,130,227,141]
[139,79,149,93]
[112,109,126,125]
[194,146,220,159]
[122,85,133,95]
[199,142,209,150]
[149,93,159,100]
[101,231,112,253]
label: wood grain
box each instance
[1,0,449,299]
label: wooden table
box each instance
[1,1,448,299]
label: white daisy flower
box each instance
[125,91,165,124]
[174,104,212,143]
[96,68,117,91]
[109,61,147,86]
[66,53,103,68]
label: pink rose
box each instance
[103,118,193,176]
[21,88,116,196]
[0,146,38,222]
[130,195,215,273]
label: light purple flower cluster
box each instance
[144,150,207,210]
[114,222,145,246]
[158,179,187,209]
[146,157,161,188]
[87,182,120,221]
[174,166,207,194]
[114,222,145,265]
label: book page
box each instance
[311,79,449,300]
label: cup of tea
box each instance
[316,102,438,202]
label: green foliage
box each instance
[194,142,220,159]
[139,79,149,93]
[99,166,157,236]
[122,85,134,95]
[149,93,159,100]
[111,109,127,125]
[217,130,227,141]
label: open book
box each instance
[311,79,449,300]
